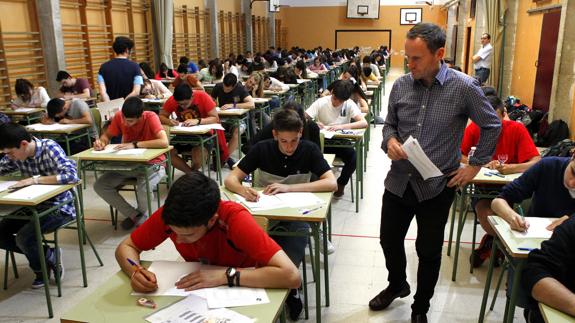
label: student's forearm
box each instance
[159,114,172,125]
[509,157,541,174]
[36,175,59,185]
[224,176,245,194]
[238,266,300,289]
[532,277,575,317]
[287,178,337,193]
[345,119,368,129]
[491,198,519,223]
[236,102,255,109]
[200,116,219,124]
[115,242,142,277]
[69,116,92,124]
[136,138,168,148]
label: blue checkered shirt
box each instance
[382,63,501,202]
[0,138,79,217]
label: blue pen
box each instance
[518,247,535,251]
[127,258,139,267]
[302,205,323,215]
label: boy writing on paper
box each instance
[224,109,337,320]
[115,172,300,295]
[159,84,228,174]
[93,97,169,230]
[0,123,79,289]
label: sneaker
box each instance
[319,233,336,255]
[46,247,65,283]
[121,213,144,230]
[285,289,303,321]
[31,272,46,289]
[470,234,494,268]
[333,184,345,198]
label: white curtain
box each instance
[153,0,174,69]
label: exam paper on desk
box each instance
[3,185,62,200]
[91,144,147,155]
[510,217,554,239]
[172,123,225,132]
[26,124,79,131]
[401,136,443,180]
[234,192,324,211]
[0,181,18,193]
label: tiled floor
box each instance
[0,69,517,322]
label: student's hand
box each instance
[485,160,499,169]
[59,118,71,124]
[241,187,260,202]
[169,119,179,126]
[130,268,158,293]
[40,116,54,125]
[326,124,344,131]
[93,139,106,151]
[182,119,199,127]
[386,137,408,161]
[175,269,227,291]
[114,143,136,150]
[546,215,569,231]
[221,104,234,110]
[263,183,290,195]
[10,178,34,189]
[508,214,529,232]
[494,163,515,175]
[447,164,481,188]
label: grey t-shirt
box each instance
[67,100,96,138]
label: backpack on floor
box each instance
[536,119,569,147]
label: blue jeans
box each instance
[475,67,490,84]
[0,211,73,272]
[271,221,310,267]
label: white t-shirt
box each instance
[305,95,361,126]
[474,43,493,69]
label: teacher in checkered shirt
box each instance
[369,23,501,323]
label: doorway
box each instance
[463,27,472,74]
[532,10,561,112]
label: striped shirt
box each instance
[0,138,79,217]
[382,63,500,202]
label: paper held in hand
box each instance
[401,136,443,180]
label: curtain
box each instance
[153,0,174,69]
[484,0,508,92]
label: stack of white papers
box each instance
[145,294,253,323]
[91,144,147,155]
[0,181,18,193]
[27,124,79,131]
[172,124,225,132]
[401,136,443,180]
[511,217,554,239]
[3,185,61,200]
[14,108,37,113]
[234,192,324,211]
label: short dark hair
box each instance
[173,84,193,101]
[223,73,237,87]
[0,122,31,149]
[56,70,71,82]
[481,86,497,97]
[179,56,189,65]
[406,23,446,53]
[162,172,220,227]
[121,96,144,118]
[362,56,372,64]
[47,98,66,119]
[486,95,504,113]
[282,101,305,121]
[332,80,353,101]
[362,66,372,77]
[176,64,188,74]
[482,33,491,40]
[272,109,303,132]
[112,36,134,55]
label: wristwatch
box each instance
[33,175,40,184]
[132,141,138,148]
[225,267,238,287]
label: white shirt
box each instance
[269,77,289,92]
[305,95,361,126]
[474,43,493,69]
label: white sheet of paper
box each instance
[14,108,37,113]
[234,193,285,211]
[320,129,335,139]
[131,261,201,296]
[0,181,18,193]
[511,217,554,239]
[205,286,269,309]
[172,124,225,132]
[90,144,120,154]
[26,124,79,131]
[115,148,147,155]
[274,192,324,208]
[401,136,443,180]
[3,185,61,200]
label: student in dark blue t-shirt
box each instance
[98,36,143,101]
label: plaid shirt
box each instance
[382,63,501,202]
[0,138,79,217]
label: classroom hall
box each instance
[0,0,575,323]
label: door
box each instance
[463,27,471,74]
[451,25,458,63]
[533,10,561,112]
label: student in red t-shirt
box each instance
[460,91,541,267]
[93,97,169,230]
[115,172,300,293]
[159,84,229,173]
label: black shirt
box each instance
[238,139,330,178]
[98,58,141,100]
[242,120,321,154]
[210,83,250,106]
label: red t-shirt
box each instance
[131,201,281,268]
[461,119,539,163]
[107,111,166,163]
[162,92,229,162]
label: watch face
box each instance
[228,268,236,277]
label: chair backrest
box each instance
[96,98,124,121]
[90,107,102,137]
[253,216,269,232]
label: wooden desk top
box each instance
[0,179,77,206]
[326,128,366,140]
[217,107,250,116]
[1,108,44,115]
[72,146,172,162]
[264,89,289,95]
[488,216,547,259]
[26,123,90,135]
[169,126,212,135]
[539,303,575,323]
[221,187,332,222]
[253,97,271,104]
[471,168,522,185]
[60,268,288,323]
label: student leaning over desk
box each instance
[93,97,169,230]
[115,172,300,293]
[0,123,79,289]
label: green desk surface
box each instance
[539,303,575,323]
[60,269,288,323]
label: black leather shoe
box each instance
[411,313,428,323]
[368,285,411,311]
